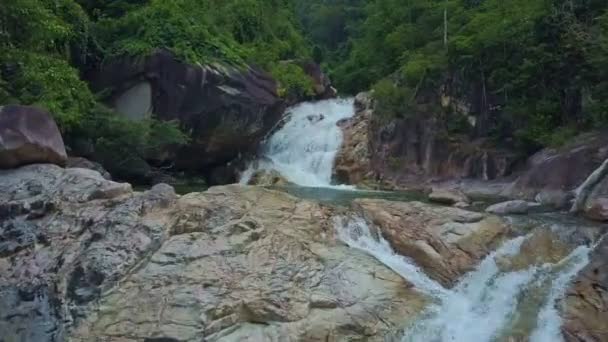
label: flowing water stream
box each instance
[240,98,355,187]
[241,99,601,341]
[334,215,596,342]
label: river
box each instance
[238,98,606,342]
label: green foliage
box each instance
[271,63,315,99]
[0,0,96,131]
[93,0,310,67]
[76,106,189,177]
[0,50,97,130]
[94,0,244,64]
[299,0,608,151]
[0,0,190,177]
[372,79,415,122]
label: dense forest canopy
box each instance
[1,0,608,156]
[297,0,608,150]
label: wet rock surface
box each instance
[352,199,508,286]
[0,164,427,341]
[428,188,470,207]
[486,200,541,215]
[333,92,519,189]
[246,169,291,187]
[333,92,373,185]
[563,237,608,342]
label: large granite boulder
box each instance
[247,169,291,186]
[0,105,67,168]
[89,50,286,173]
[352,199,509,286]
[504,132,608,208]
[0,164,427,341]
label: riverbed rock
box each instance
[562,237,608,342]
[504,132,608,208]
[0,164,427,341]
[247,169,291,186]
[584,198,608,221]
[66,156,111,180]
[486,200,541,215]
[497,229,571,272]
[0,105,67,169]
[299,61,337,100]
[352,199,509,286]
[428,188,470,206]
[333,93,373,185]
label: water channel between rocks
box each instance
[169,98,605,342]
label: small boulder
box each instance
[584,198,608,222]
[0,105,67,168]
[485,200,541,215]
[428,188,470,206]
[247,169,291,186]
[306,113,325,124]
[66,157,111,180]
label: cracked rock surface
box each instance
[0,164,427,341]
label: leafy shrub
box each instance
[93,0,245,64]
[372,79,415,122]
[0,50,97,131]
[271,63,314,99]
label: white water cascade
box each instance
[240,98,355,187]
[334,216,595,342]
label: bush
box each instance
[271,63,314,99]
[372,79,415,122]
[74,106,189,179]
[0,50,97,131]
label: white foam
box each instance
[332,216,596,342]
[240,98,355,188]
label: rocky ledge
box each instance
[0,164,427,341]
[1,164,606,341]
[562,237,608,341]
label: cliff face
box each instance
[334,91,519,189]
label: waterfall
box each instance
[333,216,595,342]
[334,216,448,298]
[528,245,591,342]
[240,98,355,187]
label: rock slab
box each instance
[0,164,427,342]
[353,199,508,286]
[486,200,541,215]
[562,237,608,341]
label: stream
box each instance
[237,98,606,342]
